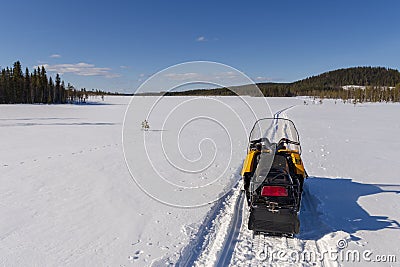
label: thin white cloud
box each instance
[164,71,243,82]
[120,65,130,69]
[214,71,239,79]
[253,76,282,82]
[37,62,120,78]
[196,36,206,42]
[164,72,202,80]
[196,36,218,42]
[50,54,61,58]
[138,73,145,81]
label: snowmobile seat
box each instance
[271,154,289,171]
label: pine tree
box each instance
[55,74,61,103]
[12,61,23,103]
[48,77,54,104]
[394,84,400,102]
[61,80,65,103]
[0,69,5,103]
[24,67,31,103]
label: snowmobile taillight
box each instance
[261,186,288,197]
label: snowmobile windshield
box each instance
[249,118,301,153]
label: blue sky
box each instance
[1,0,400,93]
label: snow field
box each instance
[1,96,399,266]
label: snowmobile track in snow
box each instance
[215,191,245,266]
[173,179,244,267]
[227,187,338,267]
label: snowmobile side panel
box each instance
[241,150,259,176]
[290,152,305,178]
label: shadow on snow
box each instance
[299,177,400,240]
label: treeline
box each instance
[312,85,400,104]
[0,61,109,104]
[163,87,236,96]
[165,66,400,102]
[0,61,65,104]
[292,66,400,91]
[254,67,400,98]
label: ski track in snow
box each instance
[174,105,344,267]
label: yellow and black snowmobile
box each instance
[241,118,307,236]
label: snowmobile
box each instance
[241,118,307,236]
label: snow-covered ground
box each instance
[1,96,399,266]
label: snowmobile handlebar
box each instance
[249,137,300,151]
[278,138,300,146]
